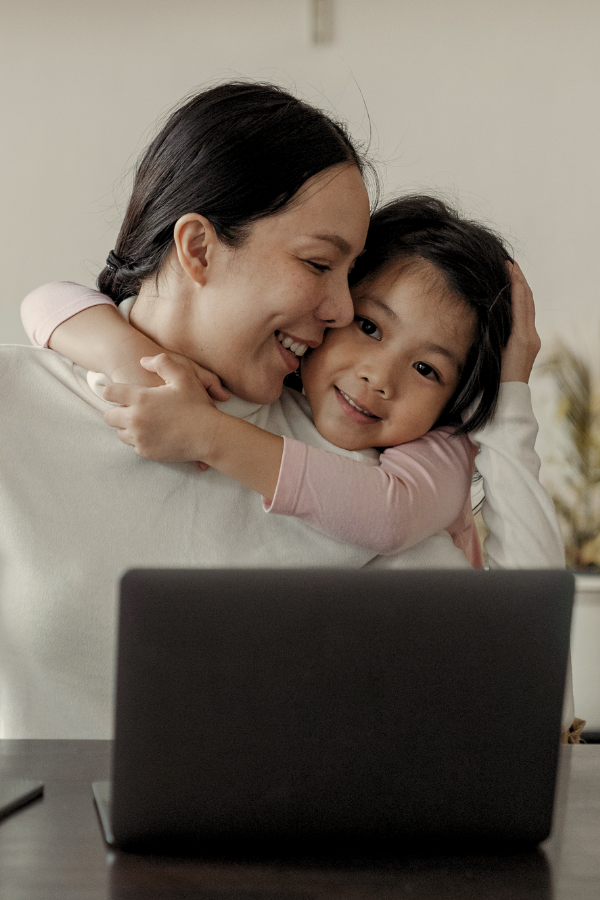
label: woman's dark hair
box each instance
[349,195,513,434]
[98,81,372,304]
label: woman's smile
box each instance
[275,330,311,373]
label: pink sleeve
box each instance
[21,282,115,348]
[264,428,476,555]
[446,496,484,568]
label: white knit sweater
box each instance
[0,343,569,737]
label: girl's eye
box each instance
[356,317,381,340]
[306,261,331,273]
[413,361,440,382]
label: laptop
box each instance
[93,567,574,852]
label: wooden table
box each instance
[0,741,599,899]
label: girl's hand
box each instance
[501,261,541,383]
[103,353,229,462]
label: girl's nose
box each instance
[314,277,354,328]
[358,355,397,397]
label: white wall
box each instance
[2,0,599,346]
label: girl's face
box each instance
[301,263,476,451]
[167,164,370,405]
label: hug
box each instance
[4,81,572,740]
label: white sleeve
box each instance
[470,382,565,569]
[470,383,574,730]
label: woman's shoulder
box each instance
[0,344,108,413]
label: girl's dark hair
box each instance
[349,195,513,434]
[98,82,371,304]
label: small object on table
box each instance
[0,778,44,821]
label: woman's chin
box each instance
[228,377,285,406]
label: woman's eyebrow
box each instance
[310,233,353,255]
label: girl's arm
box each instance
[264,429,475,554]
[21,282,171,387]
[21,281,230,401]
[104,353,475,556]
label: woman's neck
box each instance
[129,253,196,356]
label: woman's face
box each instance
[166,164,370,404]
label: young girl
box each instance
[23,195,521,565]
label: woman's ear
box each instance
[173,213,219,286]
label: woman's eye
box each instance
[356,317,381,340]
[306,261,331,273]
[414,361,440,382]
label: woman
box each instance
[4,83,568,740]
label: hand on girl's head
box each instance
[500,262,540,384]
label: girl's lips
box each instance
[335,387,380,424]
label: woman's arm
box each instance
[104,354,475,555]
[472,382,565,568]
[472,264,572,731]
[473,263,565,568]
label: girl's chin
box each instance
[314,419,374,453]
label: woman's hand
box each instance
[103,353,229,463]
[501,261,541,383]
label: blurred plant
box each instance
[539,339,600,569]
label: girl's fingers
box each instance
[139,354,228,403]
[103,382,141,405]
[203,377,230,403]
[104,406,130,430]
[139,353,186,386]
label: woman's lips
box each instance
[276,337,303,374]
[335,387,381,424]
[274,330,319,374]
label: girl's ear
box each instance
[173,213,220,287]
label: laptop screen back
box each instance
[111,568,574,851]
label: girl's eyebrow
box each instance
[362,297,397,320]
[421,341,464,375]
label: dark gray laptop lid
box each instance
[107,568,574,852]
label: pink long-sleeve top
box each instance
[266,433,482,564]
[21,282,483,567]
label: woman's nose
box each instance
[314,278,354,328]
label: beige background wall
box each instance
[1,0,598,345]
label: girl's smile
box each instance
[301,261,477,451]
[335,386,381,422]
